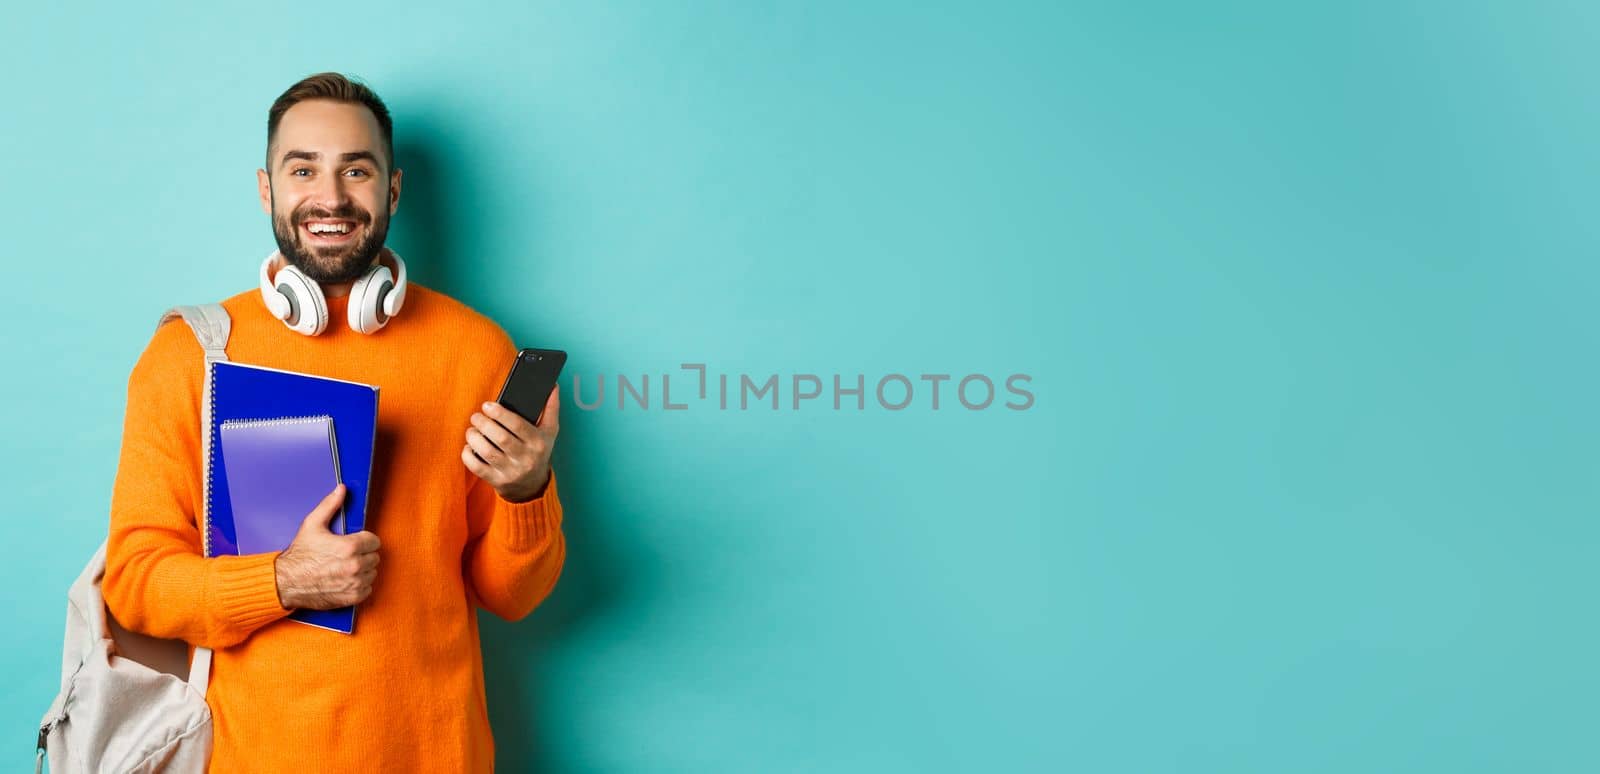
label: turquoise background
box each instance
[2,1,1595,771]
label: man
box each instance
[102,72,565,772]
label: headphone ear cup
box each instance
[347,263,395,335]
[259,253,292,320]
[382,251,407,318]
[276,265,329,336]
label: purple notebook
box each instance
[218,415,344,629]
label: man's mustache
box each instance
[294,208,370,225]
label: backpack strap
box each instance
[157,304,231,699]
[159,304,231,363]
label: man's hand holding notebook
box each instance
[273,483,381,610]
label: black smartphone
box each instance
[495,348,567,426]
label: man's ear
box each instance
[388,167,402,216]
[257,169,272,215]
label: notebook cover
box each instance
[219,416,342,557]
[207,361,379,634]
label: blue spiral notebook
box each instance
[206,361,379,634]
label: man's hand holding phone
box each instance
[463,387,561,503]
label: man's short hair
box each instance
[266,72,395,171]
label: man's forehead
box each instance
[272,99,383,161]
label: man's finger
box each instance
[461,445,493,477]
[465,428,505,466]
[469,411,518,451]
[482,401,535,440]
[299,484,347,534]
[540,386,560,433]
[349,530,381,554]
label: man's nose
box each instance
[308,173,353,210]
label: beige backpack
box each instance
[37,304,231,773]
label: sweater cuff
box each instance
[494,468,563,553]
[211,552,292,633]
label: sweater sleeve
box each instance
[102,319,293,649]
[463,464,567,621]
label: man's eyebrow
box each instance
[278,150,381,166]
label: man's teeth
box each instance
[307,222,352,234]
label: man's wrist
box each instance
[500,468,551,504]
[272,550,295,610]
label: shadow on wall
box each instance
[389,120,629,772]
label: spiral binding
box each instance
[220,415,334,430]
[202,362,218,559]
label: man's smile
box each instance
[301,218,360,244]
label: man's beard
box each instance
[270,192,391,283]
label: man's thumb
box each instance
[298,484,348,536]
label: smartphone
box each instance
[495,348,567,426]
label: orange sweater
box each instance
[102,283,565,773]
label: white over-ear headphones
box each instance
[259,248,409,336]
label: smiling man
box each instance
[101,72,566,772]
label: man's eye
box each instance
[292,169,311,177]
[346,169,369,178]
